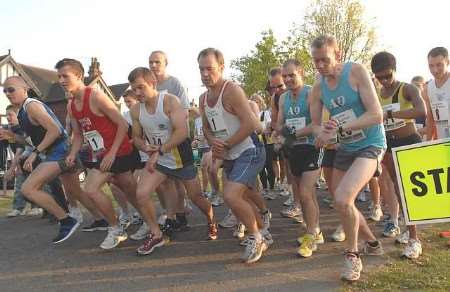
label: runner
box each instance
[58,58,140,250]
[276,59,323,257]
[128,67,217,255]
[309,35,385,281]
[198,48,268,263]
[371,51,426,258]
[0,76,84,244]
[422,47,450,247]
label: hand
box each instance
[23,152,37,172]
[191,140,198,148]
[211,138,226,160]
[315,126,337,148]
[65,153,76,168]
[144,144,160,154]
[100,151,116,172]
[0,129,14,141]
[145,152,159,173]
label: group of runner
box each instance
[1,36,449,282]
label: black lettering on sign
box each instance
[410,171,427,196]
[427,168,444,194]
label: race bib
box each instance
[382,103,406,131]
[84,130,105,152]
[207,111,229,140]
[286,117,308,144]
[149,129,169,146]
[332,109,366,144]
[430,97,449,122]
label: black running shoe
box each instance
[161,219,176,239]
[82,219,109,232]
[53,217,80,244]
[174,216,190,232]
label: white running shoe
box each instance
[218,209,238,228]
[211,195,224,207]
[233,223,246,240]
[100,226,128,249]
[262,210,272,230]
[119,212,131,230]
[341,252,362,281]
[68,206,83,224]
[283,195,294,206]
[402,239,422,259]
[332,225,346,242]
[396,230,410,244]
[157,213,167,226]
[7,209,22,217]
[369,205,383,222]
[280,205,302,218]
[130,222,149,240]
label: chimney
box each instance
[88,57,102,78]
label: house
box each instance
[0,52,118,126]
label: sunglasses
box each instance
[270,84,283,90]
[375,72,393,81]
[3,87,16,94]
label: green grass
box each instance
[342,223,450,292]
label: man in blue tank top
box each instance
[309,35,386,282]
[0,76,92,244]
[276,59,323,258]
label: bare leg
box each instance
[183,178,214,223]
[224,182,259,235]
[296,169,321,234]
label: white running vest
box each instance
[139,93,182,169]
[203,81,255,160]
[428,77,450,139]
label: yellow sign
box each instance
[392,139,450,225]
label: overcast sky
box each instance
[1,0,449,102]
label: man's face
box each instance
[198,54,224,88]
[312,45,338,76]
[57,66,83,93]
[428,55,449,80]
[269,74,285,96]
[130,77,155,102]
[149,52,167,77]
[3,79,28,106]
[282,64,302,91]
[123,95,138,109]
[374,68,396,89]
[6,110,18,125]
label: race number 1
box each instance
[84,130,105,152]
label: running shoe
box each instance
[7,209,22,217]
[119,213,131,230]
[297,231,324,245]
[136,233,165,255]
[401,239,422,259]
[240,235,266,264]
[297,234,317,257]
[207,223,218,240]
[262,210,272,231]
[233,223,246,240]
[82,219,109,232]
[368,205,383,222]
[331,225,346,242]
[130,222,149,240]
[383,222,401,238]
[218,209,238,228]
[283,195,294,206]
[27,208,43,216]
[395,230,410,244]
[280,205,301,218]
[100,226,127,249]
[362,240,384,256]
[341,252,362,282]
[52,217,80,244]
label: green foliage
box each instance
[231,0,377,97]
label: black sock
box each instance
[176,213,187,223]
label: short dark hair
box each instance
[197,48,224,66]
[283,59,302,70]
[269,67,281,77]
[371,51,396,73]
[428,47,448,59]
[5,104,17,112]
[411,76,425,83]
[122,89,137,98]
[128,67,156,83]
[54,58,84,77]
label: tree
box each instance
[230,30,283,102]
[298,0,377,64]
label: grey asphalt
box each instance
[0,190,392,292]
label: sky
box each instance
[1,0,449,103]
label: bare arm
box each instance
[342,64,383,131]
[309,82,324,136]
[276,93,286,134]
[390,84,426,120]
[224,84,259,147]
[67,102,83,158]
[27,102,63,153]
[94,90,129,156]
[199,93,216,146]
[161,94,189,153]
[423,87,435,140]
[130,103,147,153]
[249,100,263,134]
[270,94,278,130]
